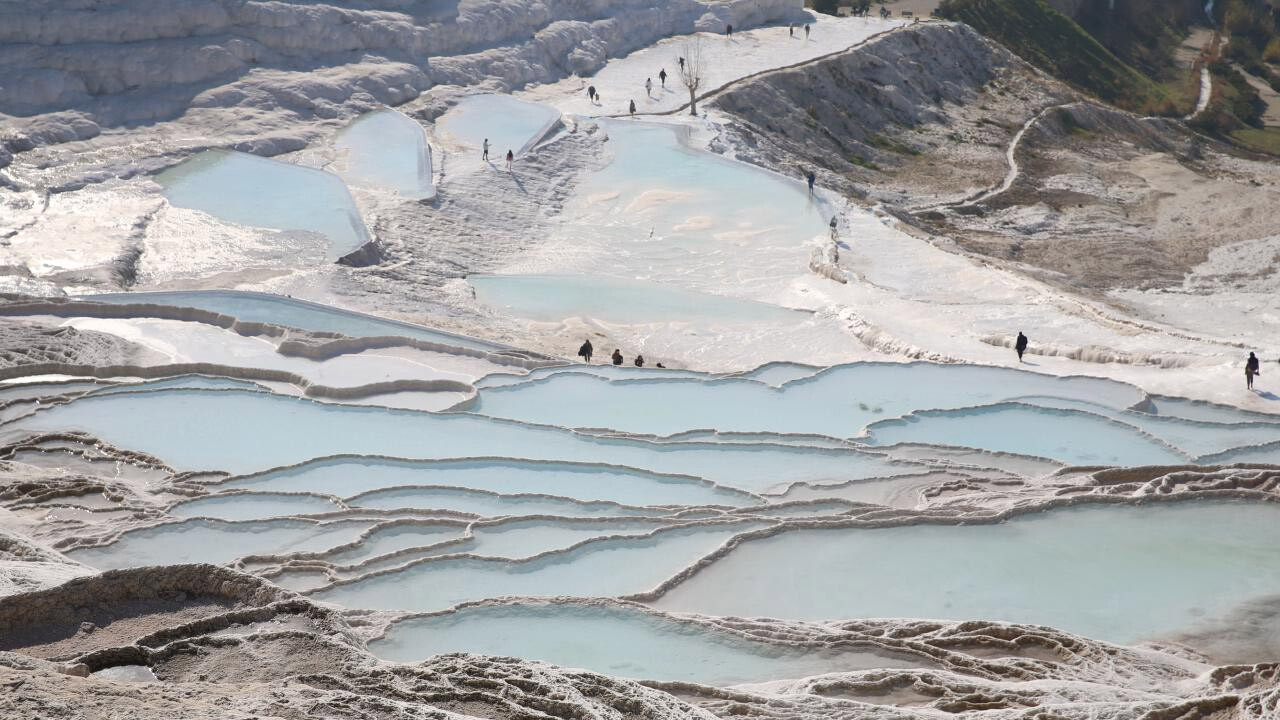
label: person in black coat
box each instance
[1247,351,1261,389]
[577,339,593,363]
[1015,332,1028,362]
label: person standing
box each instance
[578,339,593,363]
[789,24,794,38]
[678,56,685,72]
[659,68,667,87]
[482,138,490,161]
[1015,332,1029,362]
[629,99,636,116]
[505,149,514,170]
[1247,351,1261,389]
[804,23,810,39]
[805,169,816,194]
[726,23,733,37]
[645,77,652,97]
[587,85,596,103]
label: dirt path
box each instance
[1237,65,1280,126]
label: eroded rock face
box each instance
[0,317,151,369]
[0,0,804,126]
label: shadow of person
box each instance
[1254,390,1279,401]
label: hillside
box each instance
[936,0,1189,115]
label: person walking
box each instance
[505,149,514,170]
[804,23,810,39]
[629,99,636,116]
[482,138,490,161]
[678,56,685,72]
[587,85,596,103]
[645,77,652,97]
[1247,351,1261,389]
[1015,332,1029,362]
[611,349,623,366]
[577,339,593,363]
[659,68,667,88]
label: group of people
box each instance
[481,138,515,170]
[577,339,662,368]
[787,23,811,38]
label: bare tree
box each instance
[678,37,705,116]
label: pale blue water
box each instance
[155,149,369,259]
[864,404,1188,466]
[170,492,343,520]
[1017,395,1280,459]
[311,521,767,612]
[80,290,508,351]
[472,363,1148,440]
[468,274,807,324]
[333,109,434,199]
[318,522,465,566]
[9,388,909,493]
[653,500,1280,645]
[349,486,670,518]
[371,602,925,685]
[577,121,829,286]
[437,94,560,157]
[224,457,759,508]
[419,518,668,559]
[66,518,374,569]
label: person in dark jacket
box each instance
[1247,351,1261,389]
[577,339,593,363]
[629,99,636,116]
[634,354,645,367]
[612,349,623,365]
[587,85,596,103]
[659,68,667,87]
[805,169,816,194]
[1015,332,1028,362]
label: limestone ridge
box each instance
[0,0,803,127]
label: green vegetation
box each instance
[1193,0,1276,136]
[1229,126,1280,153]
[1075,0,1203,80]
[935,0,1182,114]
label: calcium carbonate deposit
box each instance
[3,1,1280,719]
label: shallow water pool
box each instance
[469,274,807,324]
[81,290,509,351]
[311,521,768,613]
[9,388,909,492]
[436,94,560,157]
[332,109,434,199]
[155,150,369,259]
[224,457,758,508]
[652,500,1280,645]
[372,602,924,685]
